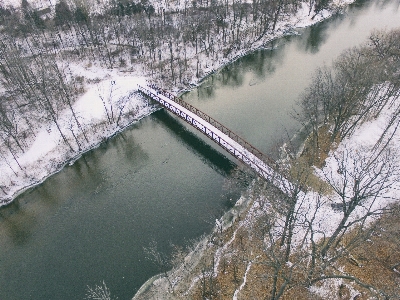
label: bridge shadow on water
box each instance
[152,109,237,179]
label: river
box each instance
[1,1,400,299]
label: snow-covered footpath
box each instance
[0,0,353,206]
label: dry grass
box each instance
[186,202,400,299]
[300,125,340,169]
[287,124,342,195]
[336,208,400,299]
[288,157,332,194]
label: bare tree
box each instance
[320,144,399,257]
[143,239,175,293]
[85,281,116,300]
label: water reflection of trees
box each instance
[372,0,399,10]
[75,128,150,196]
[296,12,345,54]
[218,49,282,87]
[0,127,149,245]
[0,201,36,245]
[299,0,395,54]
[194,45,287,102]
[350,0,373,8]
[301,21,330,53]
[196,76,216,100]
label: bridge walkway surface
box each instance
[138,84,294,194]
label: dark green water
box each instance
[1,1,400,299]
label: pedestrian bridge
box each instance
[138,84,294,194]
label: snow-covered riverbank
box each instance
[0,73,158,206]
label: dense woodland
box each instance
[0,0,333,197]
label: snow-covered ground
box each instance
[293,95,400,248]
[305,104,400,297]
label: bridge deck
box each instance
[138,84,294,194]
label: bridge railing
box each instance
[146,84,279,170]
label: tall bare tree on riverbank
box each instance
[0,35,88,153]
[296,29,400,163]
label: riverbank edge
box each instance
[0,106,161,207]
[132,190,255,300]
